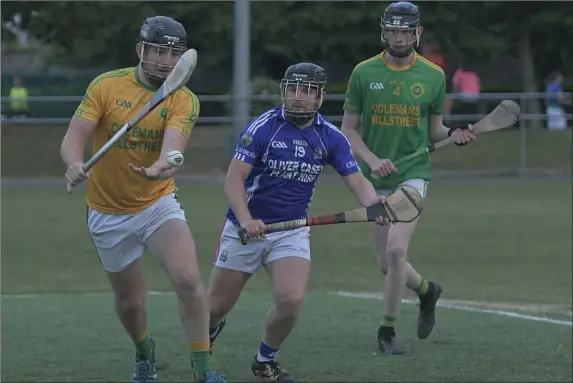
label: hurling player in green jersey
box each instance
[341,2,476,355]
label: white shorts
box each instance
[214,219,311,274]
[546,106,567,131]
[377,178,428,198]
[87,193,186,273]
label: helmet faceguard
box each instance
[280,63,327,126]
[138,16,188,88]
[380,2,421,59]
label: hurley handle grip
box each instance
[238,228,249,245]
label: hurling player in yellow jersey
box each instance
[341,2,476,355]
[60,16,225,383]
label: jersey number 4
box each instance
[393,86,401,96]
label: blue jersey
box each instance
[226,106,361,225]
[547,82,562,107]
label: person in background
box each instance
[546,72,571,131]
[449,60,480,124]
[420,42,446,72]
[421,43,450,116]
[8,77,29,118]
[452,60,480,100]
[341,1,476,356]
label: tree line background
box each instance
[2,1,572,99]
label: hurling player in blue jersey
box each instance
[206,63,390,382]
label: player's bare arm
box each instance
[341,111,376,165]
[341,111,397,178]
[343,172,391,226]
[427,114,450,142]
[128,127,187,180]
[328,120,390,225]
[428,114,476,146]
[224,158,265,238]
[343,172,380,207]
[61,116,98,186]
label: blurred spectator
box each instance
[420,42,446,71]
[545,72,570,131]
[449,60,481,125]
[8,77,29,118]
[452,60,480,101]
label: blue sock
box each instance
[256,341,279,363]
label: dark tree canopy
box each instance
[2,1,572,91]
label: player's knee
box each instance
[274,290,305,317]
[209,293,236,322]
[115,292,145,315]
[386,244,408,268]
[170,271,206,301]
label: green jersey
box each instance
[343,51,446,190]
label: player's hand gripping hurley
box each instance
[237,186,425,245]
[66,49,199,193]
[392,100,521,170]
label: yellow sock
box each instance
[381,315,396,328]
[190,340,211,352]
[135,330,149,343]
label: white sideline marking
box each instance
[1,291,174,299]
[3,290,572,327]
[333,291,573,327]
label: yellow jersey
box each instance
[74,66,199,214]
[9,87,29,110]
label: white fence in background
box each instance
[1,92,571,172]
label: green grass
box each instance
[2,292,572,382]
[2,179,572,382]
[1,124,571,177]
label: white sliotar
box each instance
[165,150,184,167]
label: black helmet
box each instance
[380,2,421,58]
[280,62,327,126]
[138,16,188,87]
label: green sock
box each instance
[190,340,211,380]
[134,334,153,360]
[191,351,211,380]
[415,278,429,297]
[381,315,396,328]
